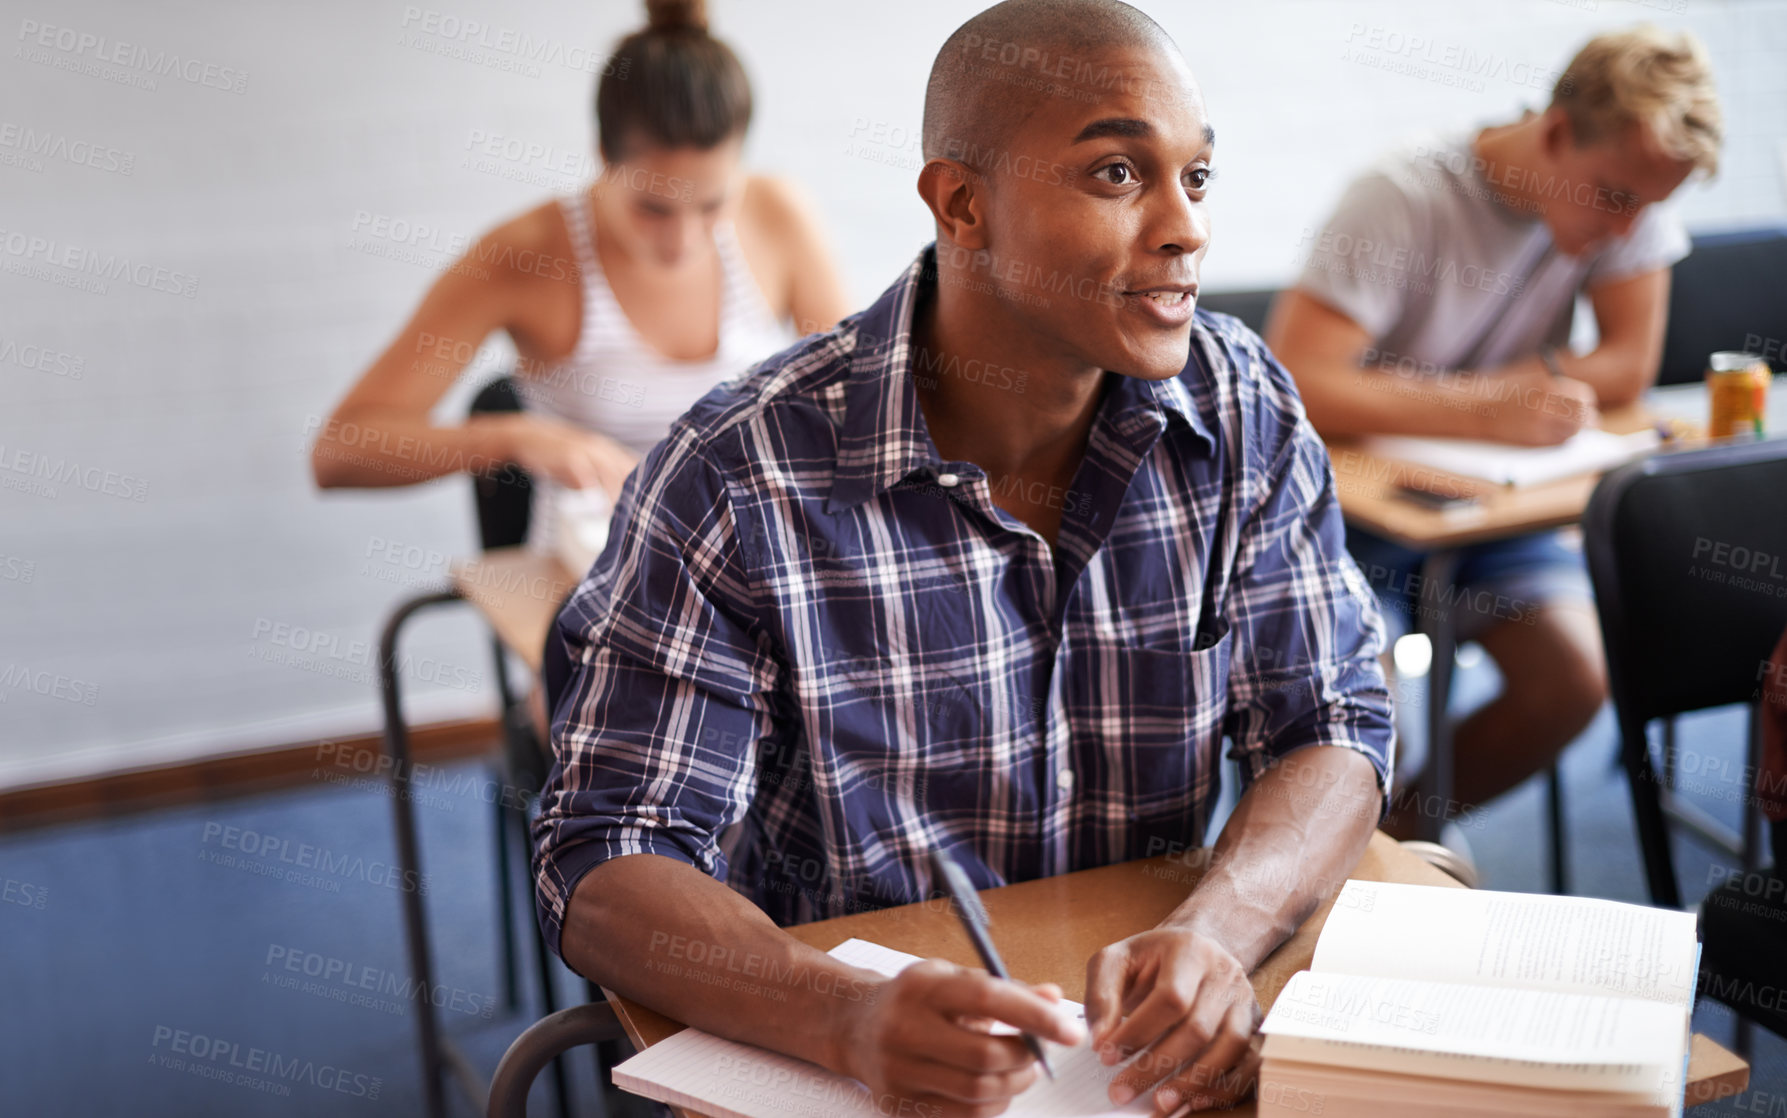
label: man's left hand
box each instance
[1084,927,1263,1114]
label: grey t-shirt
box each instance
[1294,131,1690,372]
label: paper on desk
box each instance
[1363,428,1660,487]
[547,483,612,577]
[611,937,1153,1118]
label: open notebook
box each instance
[1258,880,1700,1118]
[612,938,1157,1118]
[1363,427,1660,487]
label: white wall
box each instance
[4,0,1784,788]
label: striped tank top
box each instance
[520,192,792,454]
[520,191,792,556]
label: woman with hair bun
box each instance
[313,0,849,512]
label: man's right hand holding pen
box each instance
[833,962,1084,1118]
[1488,347,1601,446]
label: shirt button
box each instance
[1058,769,1075,792]
[936,472,960,488]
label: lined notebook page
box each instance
[1313,881,1700,1006]
[612,938,1154,1118]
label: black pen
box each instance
[928,847,1057,1080]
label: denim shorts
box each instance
[1345,525,1595,643]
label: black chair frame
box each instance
[376,376,587,1118]
[1584,437,1787,908]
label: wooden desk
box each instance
[1327,401,1660,551]
[606,833,1748,1116]
[449,548,577,673]
[1324,378,1787,552]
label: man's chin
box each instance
[1107,341,1194,382]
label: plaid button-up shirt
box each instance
[533,246,1394,953]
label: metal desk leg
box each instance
[522,798,574,1118]
[490,636,521,1014]
[379,588,472,1118]
[1414,550,1462,843]
[1546,765,1568,894]
[492,756,519,1013]
[492,639,575,1118]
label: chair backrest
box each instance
[1584,438,1787,731]
[1198,288,1277,336]
[1657,227,1787,387]
[468,376,533,550]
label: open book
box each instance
[1363,427,1660,487]
[1258,880,1700,1118]
[612,938,1156,1118]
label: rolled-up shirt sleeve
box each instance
[531,437,781,959]
[1586,201,1690,288]
[1220,342,1397,813]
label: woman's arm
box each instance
[310,232,527,489]
[312,208,639,496]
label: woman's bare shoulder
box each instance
[740,175,831,275]
[740,174,814,235]
[472,197,580,281]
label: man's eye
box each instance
[1186,167,1213,191]
[1096,163,1135,186]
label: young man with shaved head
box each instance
[534,2,1394,1113]
[1266,27,1722,840]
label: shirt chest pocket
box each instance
[1095,622,1234,812]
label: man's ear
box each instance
[916,159,990,251]
[1539,106,1576,163]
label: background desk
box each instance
[1330,381,1786,552]
[605,833,1748,1117]
[1327,400,1661,553]
[451,549,578,674]
[1329,400,1678,853]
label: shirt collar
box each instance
[827,248,943,513]
[827,244,1217,513]
[1131,363,1217,449]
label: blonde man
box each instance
[1267,26,1722,837]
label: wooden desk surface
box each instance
[1328,402,1664,550]
[607,833,1748,1115]
[448,548,576,673]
